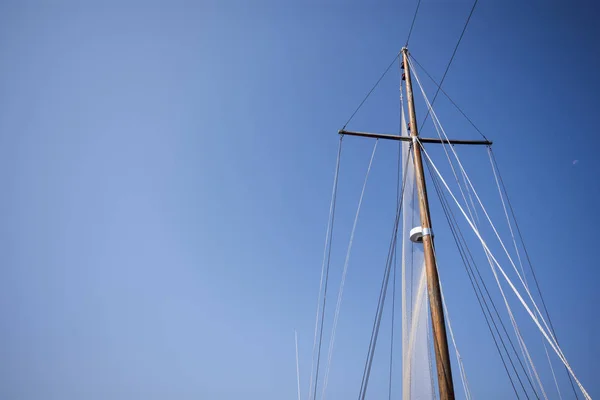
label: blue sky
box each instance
[0,1,598,399]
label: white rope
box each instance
[486,148,529,285]
[439,281,472,400]
[400,68,412,400]
[295,330,302,400]
[544,341,564,400]
[483,245,549,400]
[427,230,471,399]
[411,80,476,228]
[400,82,411,400]
[409,59,556,348]
[321,140,378,400]
[410,57,587,399]
[307,137,343,400]
[487,147,561,399]
[418,139,592,400]
[409,61,549,397]
[462,166,481,226]
[427,225,471,399]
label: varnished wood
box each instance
[402,47,456,400]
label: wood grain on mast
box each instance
[402,46,456,400]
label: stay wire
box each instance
[358,147,411,399]
[388,217,397,400]
[421,139,591,399]
[407,65,545,396]
[425,156,523,399]
[388,81,404,400]
[424,153,539,399]
[405,0,422,47]
[427,152,543,399]
[419,0,479,132]
[409,54,489,142]
[409,59,537,396]
[416,129,539,396]
[489,148,580,400]
[311,135,343,400]
[425,174,500,400]
[342,53,400,130]
[411,60,565,399]
[320,139,379,400]
[358,145,412,400]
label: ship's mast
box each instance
[338,47,492,400]
[401,46,455,400]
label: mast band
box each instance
[422,227,433,237]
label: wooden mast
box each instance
[401,47,456,400]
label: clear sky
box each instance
[0,1,598,399]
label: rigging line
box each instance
[434,198,521,399]
[438,280,471,400]
[426,156,539,398]
[409,54,489,142]
[411,62,541,398]
[411,65,541,399]
[360,209,398,400]
[429,229,472,399]
[399,67,413,400]
[397,56,405,205]
[321,139,379,400]
[457,210,539,399]
[487,147,550,399]
[411,69,557,344]
[409,54,475,225]
[435,135,555,348]
[489,148,580,400]
[405,0,422,46]
[410,162,415,343]
[426,151,554,399]
[483,244,546,400]
[425,158,525,399]
[408,56,482,243]
[309,136,343,400]
[461,164,482,225]
[419,140,592,400]
[427,208,472,399]
[410,62,476,226]
[342,53,400,130]
[399,87,424,400]
[544,342,564,400]
[487,147,529,293]
[422,123,544,370]
[388,68,404,400]
[358,145,412,400]
[404,146,417,360]
[387,177,400,400]
[417,0,479,132]
[388,226,397,400]
[429,291,454,400]
[410,57,548,381]
[295,330,302,400]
